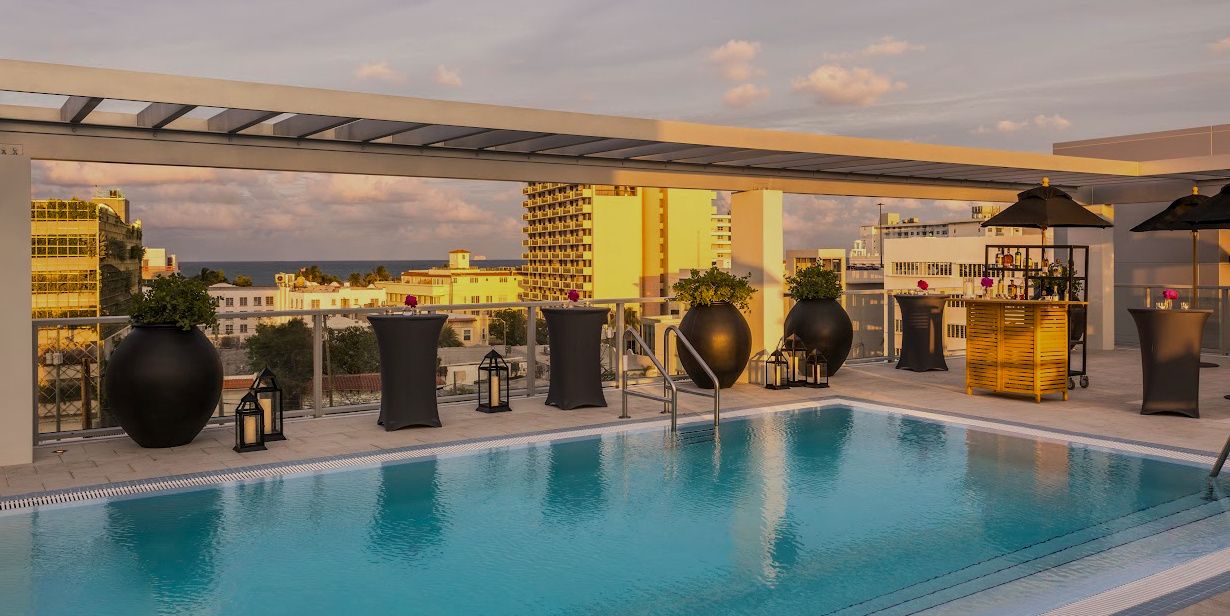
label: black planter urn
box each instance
[104,325,223,448]
[784,299,854,375]
[678,302,752,389]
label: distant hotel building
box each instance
[520,183,729,308]
[140,247,179,279]
[380,249,522,345]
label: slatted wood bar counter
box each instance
[964,299,1085,402]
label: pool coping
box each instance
[3,395,1228,615]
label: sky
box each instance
[4,0,1230,260]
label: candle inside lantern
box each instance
[243,414,259,446]
[257,395,271,433]
[490,374,500,407]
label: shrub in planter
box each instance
[784,265,854,375]
[672,267,755,389]
[104,276,223,447]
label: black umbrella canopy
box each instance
[1176,184,1230,226]
[1130,188,1210,232]
[980,181,1113,230]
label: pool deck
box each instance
[6,347,1230,498]
[6,346,1230,613]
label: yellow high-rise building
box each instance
[32,189,143,432]
[520,183,726,306]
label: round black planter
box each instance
[784,299,854,375]
[678,302,752,389]
[104,325,222,448]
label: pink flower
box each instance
[980,277,994,288]
[917,280,929,291]
[1163,289,1179,301]
[567,290,580,302]
[404,295,418,308]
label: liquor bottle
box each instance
[1004,250,1014,267]
[1041,257,1050,273]
[1007,280,1017,298]
[1014,249,1023,268]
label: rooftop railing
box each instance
[30,292,908,444]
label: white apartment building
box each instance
[881,209,1037,353]
[207,283,279,342]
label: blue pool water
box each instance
[3,405,1230,615]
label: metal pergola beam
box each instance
[135,103,194,129]
[59,96,101,123]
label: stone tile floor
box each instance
[6,347,1230,612]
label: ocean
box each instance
[179,259,524,286]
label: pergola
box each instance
[2,59,1227,465]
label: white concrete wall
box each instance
[732,190,784,380]
[0,153,32,466]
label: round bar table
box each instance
[1129,308,1210,418]
[541,307,609,410]
[894,294,950,372]
[368,314,447,430]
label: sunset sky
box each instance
[5,0,1230,260]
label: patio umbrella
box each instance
[1129,186,1210,307]
[979,178,1113,248]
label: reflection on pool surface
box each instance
[2,405,1228,615]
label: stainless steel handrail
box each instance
[1212,434,1230,478]
[619,326,678,428]
[662,325,720,431]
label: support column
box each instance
[731,190,784,380]
[0,150,32,466]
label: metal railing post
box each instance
[311,313,323,418]
[614,302,625,389]
[526,305,537,397]
[1221,288,1229,355]
[881,290,889,360]
[31,323,39,446]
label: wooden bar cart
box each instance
[965,299,1085,402]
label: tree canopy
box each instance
[245,319,313,407]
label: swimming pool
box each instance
[2,402,1229,615]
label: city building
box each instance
[881,206,1038,352]
[206,282,280,344]
[377,249,522,346]
[520,183,725,312]
[31,189,143,432]
[785,248,847,284]
[140,247,179,279]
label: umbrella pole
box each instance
[1193,230,1200,309]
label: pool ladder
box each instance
[619,326,721,438]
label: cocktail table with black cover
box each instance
[541,306,609,410]
[368,313,447,430]
[1129,308,1210,418]
[894,294,950,372]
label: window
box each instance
[463,329,472,341]
[251,296,261,307]
[310,300,321,309]
[265,295,274,305]
[239,297,248,307]
[224,324,234,335]
[225,297,234,307]
[946,323,967,339]
[239,324,249,334]
[958,264,985,278]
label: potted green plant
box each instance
[672,267,756,389]
[104,275,223,447]
[784,265,854,374]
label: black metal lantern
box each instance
[233,392,266,453]
[764,348,790,390]
[477,349,511,413]
[250,367,285,441]
[802,350,831,389]
[783,334,808,386]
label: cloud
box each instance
[354,61,406,84]
[722,83,770,108]
[974,114,1071,134]
[433,65,463,87]
[709,39,762,81]
[791,64,906,106]
[1211,37,1230,52]
[1032,113,1071,130]
[823,36,925,61]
